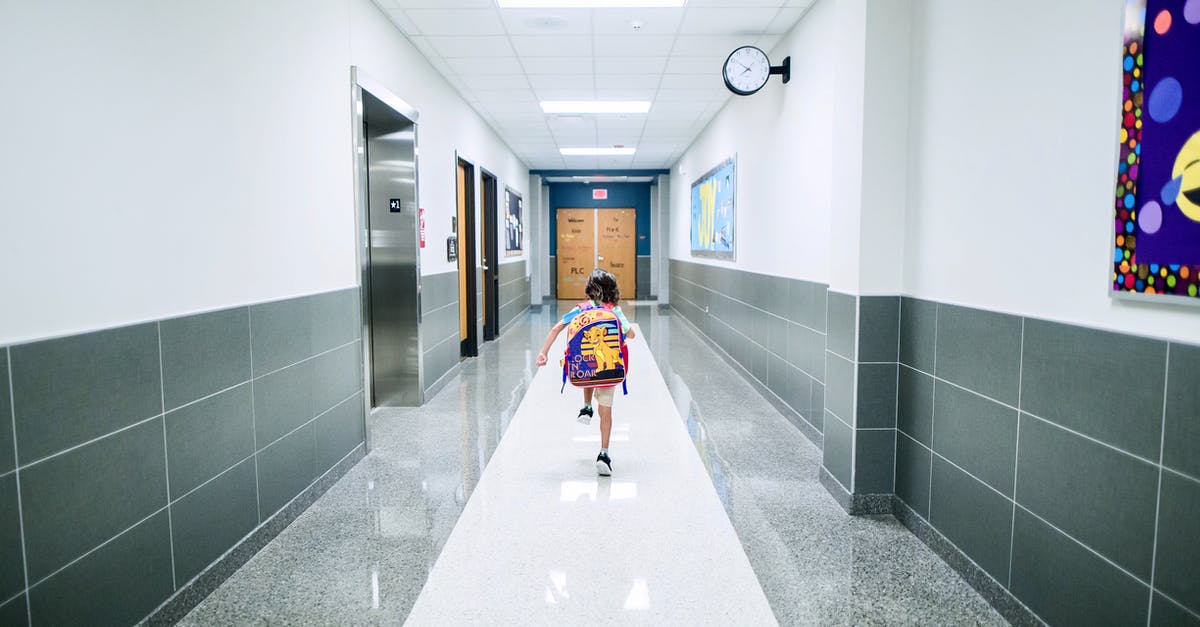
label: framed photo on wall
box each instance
[1112,0,1200,304]
[505,187,523,257]
[690,156,736,260]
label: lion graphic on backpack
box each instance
[583,326,621,373]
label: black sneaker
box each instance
[577,405,594,424]
[595,452,612,476]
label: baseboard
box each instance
[141,443,368,626]
[891,497,1044,626]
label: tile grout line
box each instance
[849,295,860,493]
[26,504,170,592]
[898,423,1161,593]
[253,337,361,382]
[1007,317,1025,589]
[928,302,939,517]
[157,323,178,590]
[8,348,33,626]
[16,413,163,473]
[259,391,362,455]
[676,275,829,336]
[690,295,825,384]
[170,451,258,507]
[893,297,902,494]
[899,361,1172,473]
[1146,343,1170,627]
[248,311,262,523]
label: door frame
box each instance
[480,168,500,341]
[456,154,479,358]
[352,67,423,447]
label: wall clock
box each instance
[722,46,790,96]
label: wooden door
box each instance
[597,209,637,301]
[556,208,595,301]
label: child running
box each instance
[535,269,634,476]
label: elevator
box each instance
[352,69,423,411]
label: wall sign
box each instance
[446,233,458,262]
[389,198,402,213]
[1112,0,1200,303]
[419,207,426,248]
[690,156,736,260]
[593,188,608,200]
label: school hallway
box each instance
[179,305,1002,625]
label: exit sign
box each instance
[593,188,608,200]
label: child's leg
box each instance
[598,404,612,449]
[583,388,594,406]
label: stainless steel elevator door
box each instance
[363,91,422,406]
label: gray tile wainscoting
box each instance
[668,259,827,444]
[893,297,1200,626]
[421,270,460,396]
[498,260,532,336]
[821,292,899,512]
[637,255,651,300]
[0,287,366,626]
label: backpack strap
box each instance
[561,357,568,393]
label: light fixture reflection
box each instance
[623,578,650,610]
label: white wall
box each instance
[904,0,1200,345]
[0,0,528,345]
[669,0,835,282]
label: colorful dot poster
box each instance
[690,156,736,260]
[1114,0,1200,302]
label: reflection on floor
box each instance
[182,303,1004,626]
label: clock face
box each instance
[723,46,771,96]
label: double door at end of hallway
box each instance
[556,208,636,301]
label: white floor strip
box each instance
[404,331,777,626]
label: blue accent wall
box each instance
[548,182,652,256]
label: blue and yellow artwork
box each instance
[690,156,736,260]
[1113,0,1200,301]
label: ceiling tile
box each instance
[593,56,668,74]
[528,74,595,89]
[446,57,525,75]
[664,56,722,74]
[404,9,504,35]
[596,117,647,132]
[658,74,722,90]
[481,101,542,114]
[592,35,675,57]
[393,0,493,6]
[427,36,515,58]
[498,9,593,35]
[756,35,783,54]
[593,88,657,101]
[470,88,539,103]
[679,8,780,35]
[510,35,592,57]
[671,35,754,56]
[463,74,531,89]
[654,88,717,102]
[594,74,660,89]
[534,87,598,100]
[521,57,592,74]
[591,8,684,35]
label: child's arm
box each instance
[535,322,566,366]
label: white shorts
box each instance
[592,386,616,407]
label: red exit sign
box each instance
[593,188,608,200]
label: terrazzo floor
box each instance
[181,304,1006,626]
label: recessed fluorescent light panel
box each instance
[499,1,685,7]
[561,147,637,156]
[541,101,651,114]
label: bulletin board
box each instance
[505,187,523,257]
[690,156,736,260]
[1112,0,1200,303]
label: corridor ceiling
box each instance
[372,0,815,170]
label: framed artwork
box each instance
[690,156,736,260]
[505,187,522,257]
[1112,0,1200,303]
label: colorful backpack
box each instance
[560,302,629,394]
